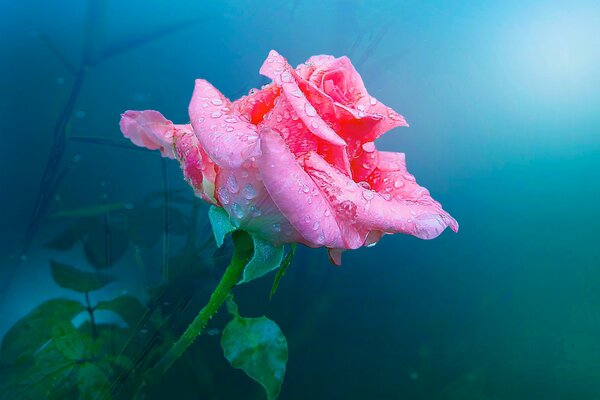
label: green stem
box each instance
[84,291,97,339]
[143,232,251,383]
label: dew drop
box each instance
[211,99,223,106]
[302,184,310,193]
[362,142,376,152]
[211,111,222,118]
[393,180,405,188]
[312,221,320,230]
[370,97,377,105]
[227,175,239,193]
[357,181,371,190]
[231,203,244,219]
[305,103,317,116]
[225,116,237,123]
[243,183,257,199]
[219,188,230,204]
[247,135,258,142]
[362,190,374,200]
[281,71,293,82]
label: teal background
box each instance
[1,0,599,398]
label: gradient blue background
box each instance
[1,0,599,398]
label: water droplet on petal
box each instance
[362,190,374,200]
[231,203,244,218]
[225,116,237,123]
[211,99,223,106]
[243,183,257,199]
[211,111,222,118]
[281,71,293,82]
[227,175,239,193]
[394,180,405,188]
[302,184,310,193]
[305,103,317,116]
[304,215,311,223]
[370,97,377,105]
[219,187,230,204]
[247,135,258,142]
[362,142,376,152]
[358,181,371,190]
[312,221,320,230]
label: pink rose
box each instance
[120,50,457,264]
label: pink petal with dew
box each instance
[260,50,346,147]
[173,128,218,204]
[304,151,458,242]
[256,128,347,248]
[214,163,303,245]
[188,79,261,169]
[295,54,336,80]
[258,94,352,177]
[232,83,281,125]
[119,110,179,158]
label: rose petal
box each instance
[328,248,344,266]
[119,110,178,158]
[173,129,218,204]
[260,50,346,147]
[256,128,345,248]
[232,83,281,125]
[304,151,458,242]
[214,163,303,245]
[189,79,261,168]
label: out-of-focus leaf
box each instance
[45,223,85,250]
[209,206,236,247]
[0,343,78,399]
[240,235,284,284]
[95,295,147,329]
[52,202,126,218]
[77,362,110,400]
[166,206,187,235]
[50,260,112,292]
[221,296,288,400]
[0,299,84,364]
[126,207,162,247]
[83,222,129,269]
[51,320,85,361]
[270,244,297,299]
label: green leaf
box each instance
[83,223,129,269]
[0,299,85,364]
[52,202,126,218]
[270,244,297,299]
[50,260,112,292]
[1,344,78,399]
[95,295,147,329]
[125,206,162,247]
[51,320,85,361]
[209,206,236,247]
[240,235,284,284]
[221,296,288,400]
[45,223,85,250]
[77,362,110,400]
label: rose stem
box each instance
[143,231,251,383]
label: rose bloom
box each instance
[120,50,457,264]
